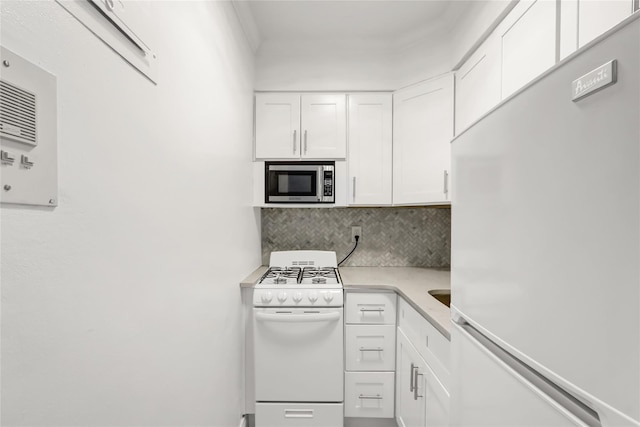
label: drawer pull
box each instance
[359,347,384,352]
[359,394,383,400]
[360,308,384,313]
[284,409,314,418]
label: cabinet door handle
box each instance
[352,177,356,202]
[413,367,423,400]
[304,130,308,154]
[293,130,297,154]
[443,170,449,196]
[409,363,416,392]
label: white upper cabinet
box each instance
[347,93,393,206]
[255,93,346,160]
[301,94,347,159]
[255,93,301,159]
[455,32,501,134]
[455,0,636,135]
[578,0,635,47]
[499,0,557,99]
[393,74,453,205]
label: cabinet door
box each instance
[301,94,346,159]
[499,0,557,99]
[347,93,392,205]
[396,329,426,427]
[578,0,634,47]
[255,93,301,159]
[455,32,501,135]
[424,365,450,427]
[393,74,453,205]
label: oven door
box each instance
[253,307,344,402]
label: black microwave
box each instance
[265,161,335,203]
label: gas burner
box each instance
[301,266,339,285]
[259,266,302,285]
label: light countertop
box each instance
[339,267,451,338]
[240,265,452,339]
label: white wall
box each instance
[254,38,399,91]
[253,1,515,92]
[0,1,260,426]
[254,35,454,91]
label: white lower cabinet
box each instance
[396,329,427,427]
[345,372,395,418]
[346,292,397,325]
[424,366,449,427]
[345,324,396,372]
[345,291,397,422]
[396,298,450,427]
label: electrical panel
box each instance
[1,46,58,207]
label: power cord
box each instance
[338,235,359,266]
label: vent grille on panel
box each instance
[0,79,37,146]
[292,261,315,266]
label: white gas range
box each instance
[253,250,343,308]
[253,250,344,427]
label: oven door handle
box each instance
[255,311,341,323]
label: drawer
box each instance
[345,325,395,371]
[345,372,395,418]
[346,292,396,325]
[255,403,343,427]
[397,297,450,389]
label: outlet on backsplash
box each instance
[351,226,362,243]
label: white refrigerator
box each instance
[450,14,639,427]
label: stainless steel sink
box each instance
[428,289,451,308]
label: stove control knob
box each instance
[323,292,334,303]
[277,291,288,303]
[308,292,318,303]
[293,292,303,303]
[261,291,273,304]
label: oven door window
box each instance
[271,171,317,196]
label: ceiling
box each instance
[236,0,476,49]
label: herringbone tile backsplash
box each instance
[261,207,451,267]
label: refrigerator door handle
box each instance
[457,322,601,427]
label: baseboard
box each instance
[344,417,398,427]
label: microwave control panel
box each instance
[324,170,333,197]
